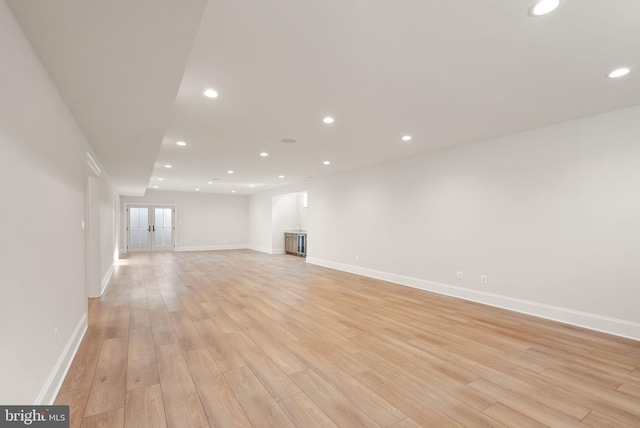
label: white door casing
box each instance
[86,153,102,298]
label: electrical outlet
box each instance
[355,255,360,261]
[480,275,487,283]
[456,271,463,280]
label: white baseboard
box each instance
[176,244,248,252]
[248,245,285,255]
[100,263,114,296]
[35,313,88,405]
[306,257,640,341]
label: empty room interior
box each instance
[2,0,640,426]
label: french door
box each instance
[127,205,175,252]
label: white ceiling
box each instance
[8,0,640,196]
[6,0,208,196]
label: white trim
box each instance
[86,152,101,177]
[306,257,640,341]
[99,263,115,297]
[248,245,285,254]
[248,245,271,254]
[176,244,248,252]
[35,313,88,405]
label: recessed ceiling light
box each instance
[164,164,172,168]
[204,89,218,98]
[323,116,334,124]
[227,170,234,174]
[282,138,296,144]
[176,141,186,146]
[153,186,158,188]
[402,135,412,141]
[260,152,269,157]
[207,181,213,184]
[608,67,631,78]
[158,178,164,181]
[278,175,285,179]
[231,190,236,193]
[250,184,255,188]
[195,188,200,191]
[528,0,560,16]
[323,161,331,165]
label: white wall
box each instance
[0,0,118,404]
[120,190,249,251]
[299,192,308,231]
[248,191,274,253]
[301,105,640,339]
[98,171,119,294]
[272,193,298,253]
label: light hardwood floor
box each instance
[56,250,640,427]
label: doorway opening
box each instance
[271,191,307,254]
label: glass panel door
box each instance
[153,207,174,251]
[127,205,175,252]
[128,207,151,252]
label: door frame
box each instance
[86,153,102,298]
[124,203,177,253]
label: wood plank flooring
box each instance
[55,250,640,427]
